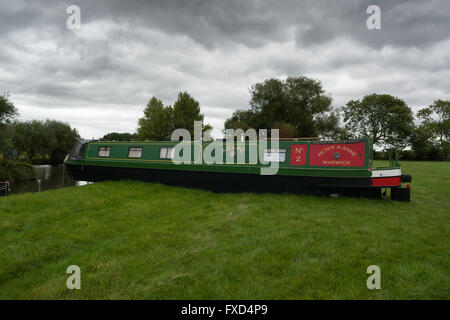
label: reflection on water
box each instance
[10,164,88,195]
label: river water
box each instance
[9,164,88,195]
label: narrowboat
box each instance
[64,138,412,201]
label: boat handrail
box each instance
[387,149,400,168]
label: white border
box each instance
[371,169,402,178]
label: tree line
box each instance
[224,77,449,160]
[134,77,448,160]
[0,93,80,164]
[136,91,212,141]
[2,74,449,163]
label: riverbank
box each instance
[0,161,448,299]
[0,159,36,182]
[7,164,86,195]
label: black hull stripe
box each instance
[65,164,382,198]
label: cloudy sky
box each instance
[1,0,449,138]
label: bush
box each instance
[426,145,448,161]
[373,151,387,160]
[399,150,417,161]
[0,159,36,182]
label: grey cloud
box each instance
[0,0,449,138]
[92,0,450,49]
[4,0,449,49]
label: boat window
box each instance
[263,149,286,162]
[128,147,143,158]
[98,147,111,158]
[167,147,175,159]
[159,147,167,159]
[159,147,175,159]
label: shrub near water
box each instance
[0,159,36,182]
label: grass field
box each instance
[0,161,449,299]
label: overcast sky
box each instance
[1,0,449,138]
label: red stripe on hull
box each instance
[371,176,402,187]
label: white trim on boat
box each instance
[371,169,402,178]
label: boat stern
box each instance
[371,167,411,202]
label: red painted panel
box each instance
[289,144,307,166]
[309,142,366,167]
[371,177,402,187]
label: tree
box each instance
[315,109,349,140]
[44,120,80,163]
[412,99,449,160]
[252,77,336,137]
[173,91,205,138]
[10,120,79,163]
[224,109,258,131]
[342,94,414,149]
[137,96,174,140]
[10,120,46,162]
[101,132,138,141]
[0,93,18,154]
[172,91,212,139]
[272,121,296,138]
[417,100,449,145]
[0,92,17,124]
[0,123,15,155]
[224,76,339,138]
[410,125,434,160]
[202,123,214,141]
[137,93,212,141]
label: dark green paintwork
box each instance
[65,139,381,178]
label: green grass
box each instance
[0,161,449,299]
